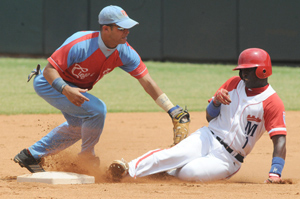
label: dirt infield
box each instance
[1,111,299,199]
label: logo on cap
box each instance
[121,10,128,17]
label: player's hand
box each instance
[264,173,282,184]
[213,88,231,106]
[62,85,90,107]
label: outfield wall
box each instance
[0,0,299,63]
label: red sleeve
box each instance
[263,93,287,138]
[208,76,241,103]
[128,60,148,79]
[48,51,68,72]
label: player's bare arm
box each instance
[44,63,89,107]
[138,73,163,100]
[272,135,286,159]
[138,73,190,146]
[43,62,62,84]
[265,135,286,183]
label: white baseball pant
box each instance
[128,126,242,182]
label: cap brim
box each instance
[116,18,139,29]
[233,64,258,71]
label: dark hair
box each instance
[100,24,113,31]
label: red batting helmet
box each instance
[233,48,272,79]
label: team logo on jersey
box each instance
[243,115,262,149]
[247,115,261,123]
[72,64,95,79]
[245,115,261,137]
[103,68,112,75]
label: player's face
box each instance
[240,68,266,88]
[107,24,130,46]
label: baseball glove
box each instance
[169,106,191,146]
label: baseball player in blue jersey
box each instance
[14,5,190,173]
[108,48,287,184]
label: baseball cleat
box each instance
[108,158,129,181]
[14,149,45,173]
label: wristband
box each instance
[155,93,175,112]
[52,77,67,94]
[206,99,221,118]
[167,105,181,118]
[269,157,285,177]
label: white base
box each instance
[17,171,95,184]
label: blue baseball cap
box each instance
[98,5,139,29]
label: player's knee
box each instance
[178,169,198,181]
[93,99,107,119]
[177,167,211,182]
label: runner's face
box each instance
[240,68,265,88]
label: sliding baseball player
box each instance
[109,48,287,184]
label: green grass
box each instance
[0,57,299,114]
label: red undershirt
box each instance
[245,84,269,97]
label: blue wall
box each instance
[0,0,299,63]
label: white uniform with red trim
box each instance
[127,76,287,182]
